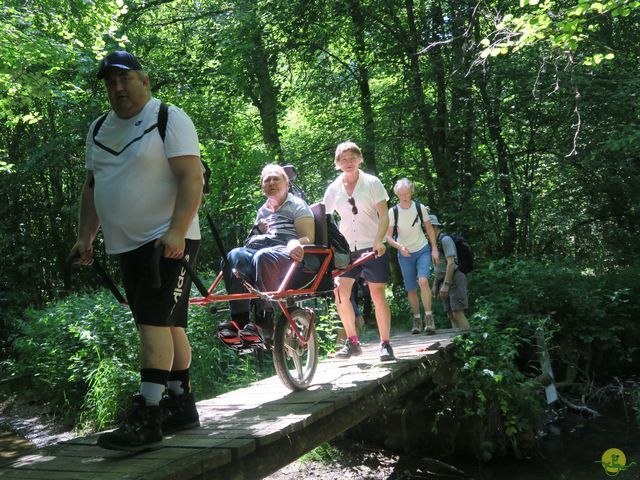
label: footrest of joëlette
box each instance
[237,343,266,355]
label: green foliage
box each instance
[300,441,345,464]
[430,315,547,461]
[8,285,269,429]
[472,259,640,379]
[630,385,640,427]
[81,357,138,431]
[388,283,415,331]
[11,290,138,424]
[312,299,343,356]
[484,0,640,62]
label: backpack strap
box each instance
[411,202,424,228]
[392,205,399,240]
[416,202,424,226]
[410,202,427,236]
[157,102,169,141]
[92,112,109,142]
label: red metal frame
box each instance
[190,247,376,345]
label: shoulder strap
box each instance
[411,202,426,233]
[392,205,399,240]
[155,102,211,194]
[157,102,169,141]
[92,112,109,142]
[416,202,424,225]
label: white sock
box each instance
[140,382,165,406]
[168,380,184,396]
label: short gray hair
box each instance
[261,163,289,184]
[393,177,414,195]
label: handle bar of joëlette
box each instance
[63,252,127,304]
[150,244,209,297]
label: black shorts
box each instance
[341,249,390,284]
[119,239,200,327]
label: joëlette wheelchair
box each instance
[184,201,375,391]
[65,181,375,391]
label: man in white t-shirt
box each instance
[70,51,204,452]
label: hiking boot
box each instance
[411,316,423,334]
[239,322,266,349]
[380,343,396,362]
[160,391,200,434]
[96,395,162,452]
[334,339,362,359]
[217,320,242,349]
[423,314,436,335]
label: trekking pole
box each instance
[200,195,232,273]
[63,253,127,304]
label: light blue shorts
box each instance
[397,244,431,292]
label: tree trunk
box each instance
[347,0,377,173]
[404,0,433,188]
[241,2,284,163]
[478,74,517,256]
[447,2,476,195]
[425,1,455,199]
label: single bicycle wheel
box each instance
[273,307,318,390]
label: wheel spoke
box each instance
[273,308,318,390]
[292,353,304,379]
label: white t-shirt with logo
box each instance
[324,170,389,251]
[388,201,430,253]
[85,98,201,254]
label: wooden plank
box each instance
[37,444,199,460]
[0,469,132,479]
[138,447,244,480]
[204,346,436,480]
[0,331,456,480]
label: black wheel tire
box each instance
[272,307,318,391]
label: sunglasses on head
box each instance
[348,196,358,215]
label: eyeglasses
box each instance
[348,196,358,215]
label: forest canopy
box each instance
[1,0,639,326]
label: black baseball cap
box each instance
[97,51,142,79]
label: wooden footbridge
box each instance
[0,330,458,480]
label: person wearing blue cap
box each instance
[70,51,204,451]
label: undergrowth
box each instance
[5,258,640,448]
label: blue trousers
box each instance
[223,246,293,315]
